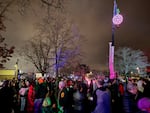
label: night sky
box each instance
[4,0,150,72]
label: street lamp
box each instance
[14,59,19,79]
[136,67,140,74]
[109,0,123,79]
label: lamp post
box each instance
[14,59,19,79]
[136,67,140,74]
[109,0,123,79]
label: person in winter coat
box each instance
[58,80,74,113]
[0,80,14,113]
[123,82,144,113]
[34,77,48,113]
[92,79,111,113]
[19,80,28,113]
[143,79,150,98]
[27,81,35,113]
[73,81,87,113]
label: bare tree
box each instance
[0,37,15,68]
[115,47,149,76]
[17,0,65,15]
[21,36,53,75]
[0,0,65,69]
[21,12,83,76]
[40,0,64,8]
[0,0,16,68]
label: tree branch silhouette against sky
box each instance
[3,0,150,72]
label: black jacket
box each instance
[123,90,143,113]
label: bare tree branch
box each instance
[0,0,15,16]
[40,0,64,8]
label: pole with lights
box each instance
[14,59,19,79]
[109,0,123,79]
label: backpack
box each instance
[42,97,51,107]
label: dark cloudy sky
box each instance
[4,0,150,72]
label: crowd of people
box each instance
[0,74,150,113]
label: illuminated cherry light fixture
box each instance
[112,13,123,25]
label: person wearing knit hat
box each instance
[138,97,150,113]
[59,81,66,90]
[58,80,72,113]
[38,77,44,84]
[34,77,47,113]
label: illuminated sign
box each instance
[112,14,123,25]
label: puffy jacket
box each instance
[123,90,143,113]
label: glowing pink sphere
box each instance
[112,14,123,25]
